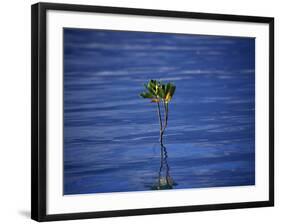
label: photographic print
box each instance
[63,28,255,195]
[32,3,274,221]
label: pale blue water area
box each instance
[63,28,255,195]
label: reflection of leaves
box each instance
[139,80,176,103]
[151,177,175,190]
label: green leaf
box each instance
[163,83,176,102]
[148,80,155,90]
[151,98,160,103]
[147,86,156,95]
[158,85,165,98]
[140,92,154,99]
[169,85,176,98]
[148,80,159,95]
[164,83,171,96]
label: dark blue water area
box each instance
[63,28,255,195]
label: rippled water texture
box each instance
[63,28,255,195]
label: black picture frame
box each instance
[31,2,274,222]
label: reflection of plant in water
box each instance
[151,144,177,190]
[139,80,176,146]
[140,80,176,190]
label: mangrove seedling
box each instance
[139,80,176,146]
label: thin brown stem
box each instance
[156,101,163,131]
[156,101,164,145]
[162,101,169,131]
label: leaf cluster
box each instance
[140,80,176,103]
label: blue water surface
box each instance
[63,28,255,195]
